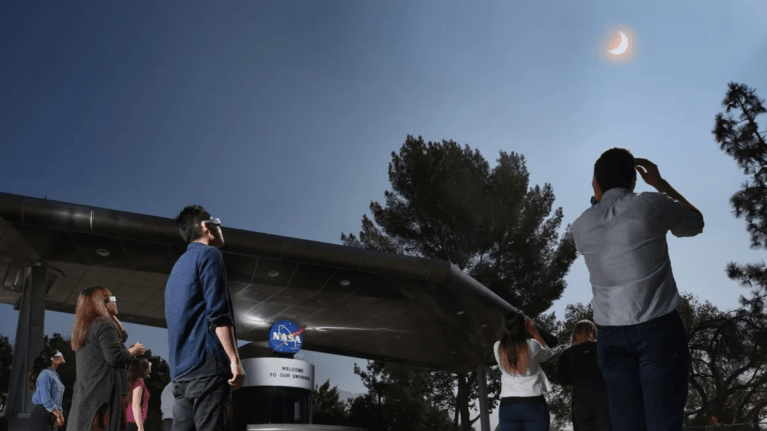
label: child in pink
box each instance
[125,358,151,431]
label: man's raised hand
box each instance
[635,158,663,189]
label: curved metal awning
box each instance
[0,192,514,371]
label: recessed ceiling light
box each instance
[340,280,350,286]
[456,310,464,315]
[267,271,279,277]
[96,249,110,257]
[480,324,488,328]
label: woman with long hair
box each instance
[67,286,145,431]
[494,309,555,431]
[557,320,611,431]
[124,357,151,431]
[28,348,66,430]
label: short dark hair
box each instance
[594,147,635,193]
[175,205,212,244]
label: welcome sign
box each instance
[241,357,315,391]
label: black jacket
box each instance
[557,341,606,387]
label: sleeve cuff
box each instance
[209,315,235,328]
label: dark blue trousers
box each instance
[498,397,550,431]
[596,310,690,431]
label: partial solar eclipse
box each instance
[609,32,629,55]
[599,26,638,64]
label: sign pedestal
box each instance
[231,320,363,430]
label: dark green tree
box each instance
[347,361,454,431]
[0,334,13,399]
[713,82,767,317]
[342,135,577,430]
[312,379,349,425]
[679,293,767,430]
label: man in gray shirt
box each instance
[572,148,703,431]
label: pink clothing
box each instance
[126,379,150,423]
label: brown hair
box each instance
[71,286,116,351]
[123,357,150,414]
[498,309,532,376]
[570,320,598,346]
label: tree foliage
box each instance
[341,136,577,430]
[312,379,349,425]
[713,82,767,317]
[346,361,454,431]
[713,82,767,250]
[342,135,576,315]
[0,334,13,398]
[679,293,767,429]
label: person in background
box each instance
[161,381,175,431]
[28,348,66,430]
[557,320,611,431]
[125,357,151,431]
[67,286,145,431]
[494,309,555,431]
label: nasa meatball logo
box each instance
[268,320,306,354]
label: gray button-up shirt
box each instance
[571,188,704,326]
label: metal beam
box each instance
[6,265,49,431]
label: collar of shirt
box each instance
[599,187,632,203]
[187,242,206,251]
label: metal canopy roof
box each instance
[0,192,513,371]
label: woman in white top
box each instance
[494,309,554,431]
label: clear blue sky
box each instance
[2,0,767,422]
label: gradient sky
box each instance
[2,1,767,426]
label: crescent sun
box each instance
[609,32,628,55]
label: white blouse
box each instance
[494,338,554,397]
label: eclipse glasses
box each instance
[203,217,221,227]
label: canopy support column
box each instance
[6,265,49,431]
[477,363,491,431]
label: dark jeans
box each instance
[162,418,174,431]
[498,397,550,431]
[30,404,54,431]
[171,375,232,431]
[596,310,690,431]
[572,385,611,431]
